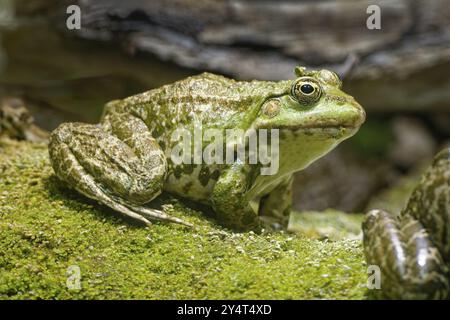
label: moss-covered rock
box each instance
[0,139,368,299]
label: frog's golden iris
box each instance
[291,77,322,105]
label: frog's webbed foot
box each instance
[49,119,192,228]
[362,209,449,299]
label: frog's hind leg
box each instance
[363,149,450,299]
[49,118,192,227]
[362,209,448,299]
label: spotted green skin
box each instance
[363,148,450,299]
[49,67,365,231]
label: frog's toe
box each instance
[120,202,193,227]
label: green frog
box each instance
[49,67,365,231]
[363,148,450,299]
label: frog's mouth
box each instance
[265,123,362,139]
[289,126,359,141]
[257,106,365,132]
[277,123,359,131]
[276,112,365,130]
[259,93,366,133]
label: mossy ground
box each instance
[0,139,369,299]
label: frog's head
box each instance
[255,66,365,134]
[253,66,366,175]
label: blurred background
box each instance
[1,0,449,218]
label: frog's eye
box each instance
[291,78,322,105]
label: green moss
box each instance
[0,139,368,299]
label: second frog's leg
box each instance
[362,148,450,299]
[363,210,448,299]
[49,115,191,227]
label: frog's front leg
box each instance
[211,164,261,232]
[49,114,191,227]
[259,176,293,228]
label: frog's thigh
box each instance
[259,176,293,227]
[106,114,170,203]
[50,120,166,203]
[362,209,449,299]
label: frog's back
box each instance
[105,73,290,134]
